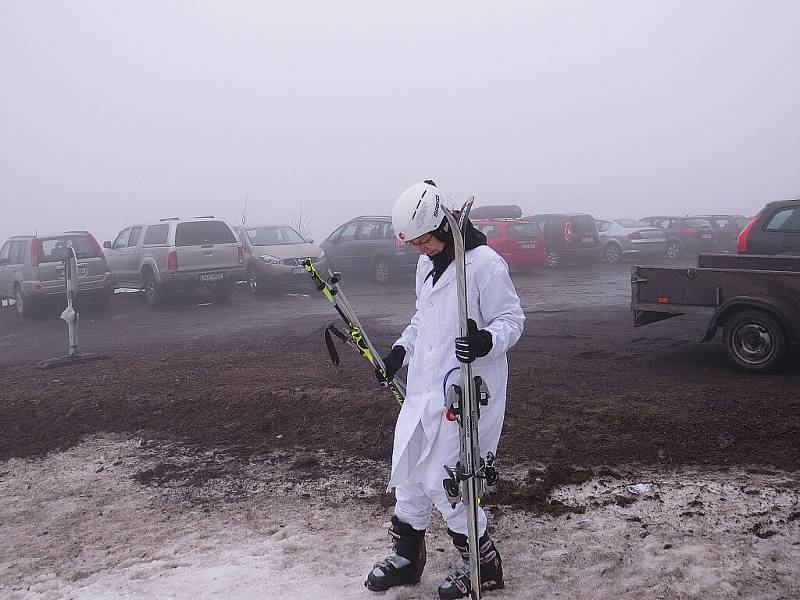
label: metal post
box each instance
[38,245,107,369]
[61,246,79,357]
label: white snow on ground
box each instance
[1,435,798,600]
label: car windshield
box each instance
[246,226,306,246]
[685,218,712,228]
[615,219,644,228]
[38,235,99,262]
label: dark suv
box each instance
[737,198,800,255]
[320,215,419,283]
[523,213,601,267]
[638,216,716,260]
[695,215,751,253]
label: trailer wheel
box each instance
[722,309,789,373]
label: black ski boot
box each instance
[364,516,426,592]
[437,529,504,599]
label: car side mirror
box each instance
[103,241,112,249]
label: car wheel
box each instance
[14,285,33,317]
[666,240,682,260]
[604,243,622,263]
[722,309,788,373]
[143,272,166,306]
[545,249,560,268]
[248,268,265,296]
[374,258,392,284]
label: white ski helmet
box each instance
[392,180,446,242]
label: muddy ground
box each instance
[1,261,799,599]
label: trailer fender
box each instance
[702,296,800,343]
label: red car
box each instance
[472,218,546,271]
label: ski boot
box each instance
[437,529,504,599]
[364,516,426,592]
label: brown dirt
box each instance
[2,305,798,510]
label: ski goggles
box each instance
[406,233,436,248]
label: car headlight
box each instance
[259,254,281,265]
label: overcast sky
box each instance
[1,1,799,244]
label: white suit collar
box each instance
[427,249,476,294]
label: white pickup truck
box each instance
[104,217,245,305]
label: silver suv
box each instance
[103,217,245,305]
[0,232,113,316]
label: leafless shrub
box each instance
[290,203,313,239]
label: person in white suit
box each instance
[365,181,525,599]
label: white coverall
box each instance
[390,244,525,535]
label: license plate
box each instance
[520,243,536,249]
[200,272,224,281]
[57,267,88,277]
[582,236,594,243]
[702,233,712,239]
[292,267,305,274]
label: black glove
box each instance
[455,319,493,363]
[376,346,406,382]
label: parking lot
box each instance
[0,261,632,365]
[1,261,799,599]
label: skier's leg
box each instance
[432,489,504,599]
[364,481,431,592]
[432,487,487,538]
[394,481,435,530]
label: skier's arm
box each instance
[476,260,525,358]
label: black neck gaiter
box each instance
[425,220,487,286]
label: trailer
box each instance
[631,254,800,372]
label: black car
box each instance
[694,214,751,253]
[638,216,716,260]
[320,215,419,283]
[522,213,601,267]
[737,198,800,255]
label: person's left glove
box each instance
[376,345,406,382]
[455,319,493,363]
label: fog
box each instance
[1,1,799,245]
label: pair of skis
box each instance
[441,199,497,600]
[300,259,406,406]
